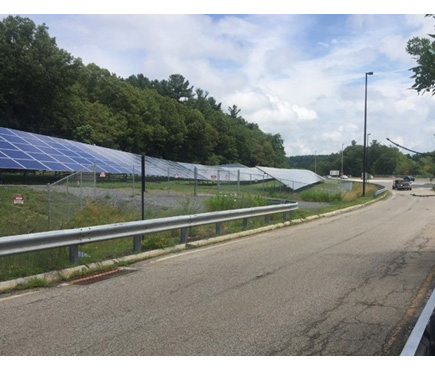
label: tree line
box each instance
[0,16,287,168]
[289,140,435,178]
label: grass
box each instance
[0,180,383,284]
[0,186,51,236]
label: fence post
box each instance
[132,166,135,197]
[141,155,145,220]
[67,176,70,222]
[93,163,97,200]
[237,170,240,198]
[80,172,83,210]
[47,183,52,230]
[194,167,198,196]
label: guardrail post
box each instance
[69,245,79,264]
[265,215,271,224]
[181,227,189,243]
[243,218,249,229]
[283,212,288,222]
[216,222,222,235]
[133,235,142,252]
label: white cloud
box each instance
[3,13,435,157]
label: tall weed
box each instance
[205,193,266,212]
[300,189,343,202]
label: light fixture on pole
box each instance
[363,72,373,197]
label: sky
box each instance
[2,2,435,157]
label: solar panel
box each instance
[0,127,141,174]
[220,166,267,182]
[0,127,324,190]
[256,167,324,191]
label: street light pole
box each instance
[341,143,344,176]
[363,72,373,197]
[367,133,371,179]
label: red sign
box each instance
[14,194,24,205]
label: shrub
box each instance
[141,235,171,250]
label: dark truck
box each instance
[392,179,412,191]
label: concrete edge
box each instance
[0,193,387,293]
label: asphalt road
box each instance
[1,180,435,355]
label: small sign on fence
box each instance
[13,193,24,205]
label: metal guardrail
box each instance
[374,186,387,197]
[0,203,298,263]
[401,286,435,356]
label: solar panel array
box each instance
[257,167,325,191]
[0,127,140,174]
[0,127,323,189]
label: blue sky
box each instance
[2,3,435,157]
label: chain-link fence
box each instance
[47,165,138,230]
[45,166,282,231]
[318,179,354,194]
[2,164,326,237]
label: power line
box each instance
[386,137,430,155]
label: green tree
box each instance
[406,15,435,94]
[158,74,194,102]
[228,105,241,118]
[0,16,82,135]
[372,149,400,175]
[183,109,218,163]
[156,96,187,159]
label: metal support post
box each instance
[216,222,222,235]
[69,245,79,264]
[181,227,189,243]
[133,235,142,252]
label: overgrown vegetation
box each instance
[300,189,343,202]
[204,193,267,212]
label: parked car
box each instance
[392,179,412,191]
[403,175,415,182]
